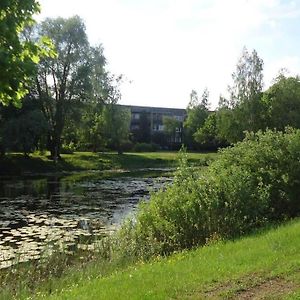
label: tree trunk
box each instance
[49,101,64,161]
[48,132,61,161]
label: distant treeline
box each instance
[1,8,300,157]
[184,48,300,151]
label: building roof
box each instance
[120,104,186,115]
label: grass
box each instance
[3,219,299,299]
[45,220,300,299]
[0,151,217,176]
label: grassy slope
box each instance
[0,151,216,175]
[41,220,300,300]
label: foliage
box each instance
[3,109,47,156]
[98,105,131,154]
[33,16,107,158]
[215,106,242,144]
[184,88,210,149]
[0,97,48,155]
[0,0,41,106]
[185,89,210,133]
[132,143,159,152]
[61,142,76,154]
[182,48,266,148]
[163,116,182,150]
[211,50,300,147]
[194,112,227,149]
[264,75,300,130]
[215,47,266,144]
[72,75,127,152]
[151,132,168,148]
[119,129,300,257]
[163,116,180,136]
[230,47,264,106]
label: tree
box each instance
[264,75,300,130]
[1,96,48,156]
[230,47,264,106]
[163,116,181,149]
[215,106,241,144]
[200,87,210,110]
[229,47,265,134]
[3,110,47,156]
[101,105,131,154]
[34,16,107,159]
[194,113,226,150]
[184,88,210,149]
[0,0,42,106]
[215,47,266,144]
[73,74,128,153]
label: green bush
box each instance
[118,129,300,258]
[133,142,159,152]
[61,142,76,154]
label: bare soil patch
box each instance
[235,276,296,299]
[183,272,299,299]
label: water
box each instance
[0,171,172,268]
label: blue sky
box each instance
[37,0,300,108]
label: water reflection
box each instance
[0,172,172,268]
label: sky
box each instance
[36,0,300,109]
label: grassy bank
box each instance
[0,151,216,176]
[12,219,300,299]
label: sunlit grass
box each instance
[2,219,300,299]
[35,219,300,299]
[0,151,217,176]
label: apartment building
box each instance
[121,105,186,146]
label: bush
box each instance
[118,129,300,258]
[133,143,159,152]
[61,142,76,154]
[120,141,134,152]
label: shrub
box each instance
[118,129,300,258]
[61,142,76,154]
[120,141,134,152]
[133,143,159,152]
[215,128,300,219]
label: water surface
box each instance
[0,170,172,268]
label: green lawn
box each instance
[0,151,217,176]
[36,219,300,299]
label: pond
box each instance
[0,170,173,269]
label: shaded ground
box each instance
[0,151,216,176]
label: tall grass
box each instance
[40,219,300,299]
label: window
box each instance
[153,125,159,131]
[132,113,140,120]
[174,115,184,122]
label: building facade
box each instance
[121,105,186,147]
